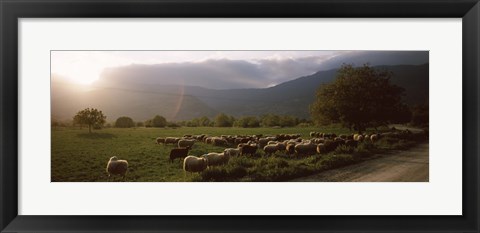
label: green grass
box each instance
[51,126,427,182]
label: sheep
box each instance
[183,156,208,173]
[165,137,180,145]
[106,156,128,181]
[276,143,286,152]
[311,138,324,144]
[178,139,195,148]
[317,141,338,154]
[169,146,191,162]
[257,138,269,148]
[205,137,213,144]
[263,144,278,156]
[156,137,165,144]
[353,134,364,142]
[286,143,296,155]
[203,152,229,166]
[294,143,317,156]
[213,138,228,147]
[370,134,379,143]
[193,134,206,141]
[316,143,327,154]
[239,144,257,156]
[224,148,240,157]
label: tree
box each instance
[115,116,135,128]
[152,115,167,127]
[214,113,234,127]
[136,122,144,127]
[310,64,408,133]
[234,116,260,128]
[73,108,107,133]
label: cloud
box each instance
[96,51,428,89]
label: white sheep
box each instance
[224,148,240,157]
[106,156,128,181]
[202,152,229,166]
[263,144,278,156]
[183,156,208,173]
[178,139,195,148]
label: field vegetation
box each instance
[51,125,427,182]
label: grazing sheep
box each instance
[239,144,257,156]
[165,137,180,145]
[294,143,317,156]
[205,137,213,144]
[317,140,342,154]
[203,152,229,166]
[370,134,379,143]
[156,137,165,144]
[178,139,195,148]
[353,134,364,142]
[286,144,296,155]
[257,138,269,148]
[311,138,324,144]
[263,144,278,156]
[169,147,191,162]
[316,143,327,154]
[183,156,208,173]
[106,156,128,181]
[276,143,286,152]
[213,138,228,147]
[224,148,240,157]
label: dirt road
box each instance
[291,143,429,182]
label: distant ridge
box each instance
[51,64,428,122]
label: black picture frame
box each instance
[1,0,479,232]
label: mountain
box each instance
[51,64,428,122]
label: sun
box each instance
[51,51,111,85]
[63,68,101,85]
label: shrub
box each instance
[334,145,354,154]
[354,141,376,157]
[115,116,135,128]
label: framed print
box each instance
[1,0,479,232]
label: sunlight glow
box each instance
[50,51,345,85]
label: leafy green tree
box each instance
[73,108,107,133]
[234,116,260,128]
[152,115,167,127]
[198,116,211,127]
[144,119,153,128]
[310,64,408,133]
[115,116,135,128]
[214,113,234,127]
[261,114,280,127]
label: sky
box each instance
[51,50,428,88]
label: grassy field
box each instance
[51,126,426,182]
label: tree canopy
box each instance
[151,115,167,127]
[73,108,107,133]
[310,64,410,133]
[115,116,135,128]
[214,113,234,127]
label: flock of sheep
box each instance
[105,131,395,181]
